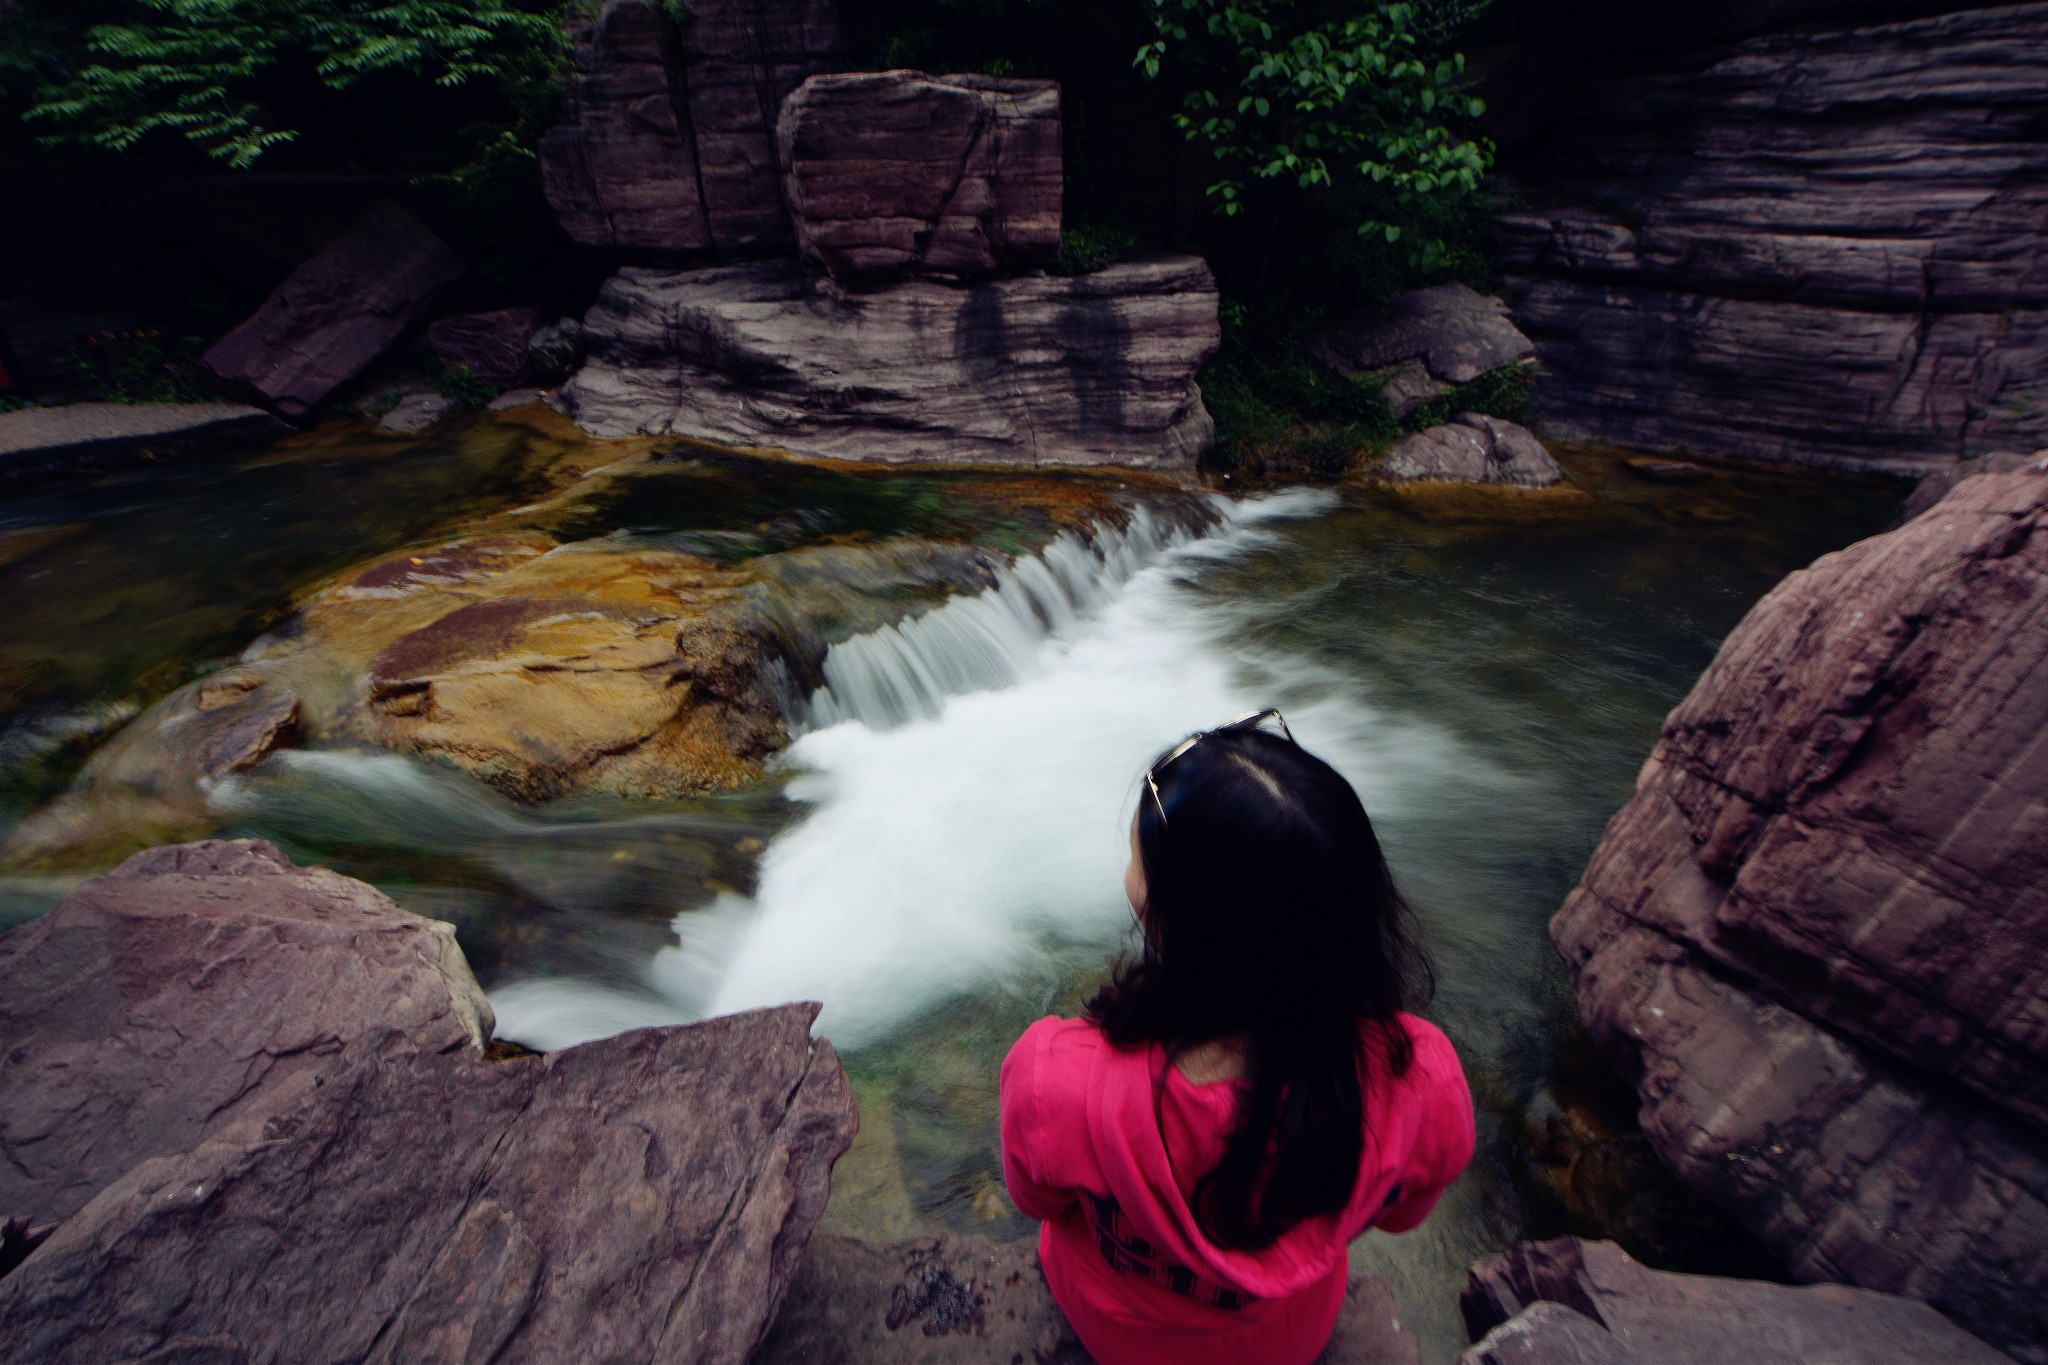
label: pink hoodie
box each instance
[1000,1012,1474,1365]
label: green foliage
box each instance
[1136,0,1492,260]
[0,395,30,414]
[430,365,500,407]
[17,0,566,170]
[1407,359,1538,429]
[67,329,214,403]
[1057,221,1141,275]
[1201,302,1399,476]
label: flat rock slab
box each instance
[0,401,280,481]
[754,1230,1418,1364]
[1313,282,1535,396]
[561,256,1220,467]
[0,839,488,1225]
[1460,1239,2015,1364]
[0,1002,854,1365]
[378,391,465,435]
[1377,413,1565,487]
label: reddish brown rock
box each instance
[1459,1239,2014,1364]
[1495,3,2048,471]
[201,202,464,418]
[539,0,838,256]
[1551,465,2048,1360]
[561,257,1220,467]
[779,71,1062,287]
[0,839,489,1226]
[0,1002,855,1365]
[428,307,541,386]
[753,1229,1419,1365]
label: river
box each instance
[0,421,1903,1360]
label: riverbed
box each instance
[0,415,1903,1361]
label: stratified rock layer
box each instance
[539,0,838,255]
[779,71,1061,286]
[560,257,1220,466]
[1551,466,2048,1361]
[0,840,857,1365]
[201,202,464,418]
[1497,2,2048,471]
[1459,1239,2014,1365]
[0,839,488,1225]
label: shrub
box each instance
[431,365,500,408]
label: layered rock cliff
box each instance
[1550,457,2048,1361]
[1496,2,2048,472]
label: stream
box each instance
[0,418,1904,1361]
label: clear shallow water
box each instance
[0,437,1905,1361]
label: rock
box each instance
[1376,412,1566,487]
[561,257,1221,466]
[201,202,464,419]
[1550,465,2048,1361]
[377,391,464,436]
[754,1229,1419,1365]
[525,316,584,381]
[428,307,541,386]
[487,386,549,412]
[1313,282,1536,416]
[0,998,855,1365]
[0,839,489,1225]
[1898,447,2048,523]
[539,0,838,256]
[0,401,281,483]
[1458,1239,2014,1365]
[1622,457,1705,481]
[1495,3,2048,471]
[779,71,1062,287]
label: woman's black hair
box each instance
[1086,725,1435,1250]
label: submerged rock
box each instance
[1313,283,1536,418]
[779,71,1062,287]
[1550,463,2048,1360]
[202,202,464,419]
[539,0,838,256]
[1494,4,2048,470]
[1376,413,1565,488]
[1460,1239,2014,1365]
[560,257,1220,466]
[0,401,282,484]
[0,839,489,1226]
[755,1229,1420,1364]
[0,840,855,1365]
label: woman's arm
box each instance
[999,1019,1081,1222]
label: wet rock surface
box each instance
[539,0,838,256]
[1550,464,2048,1360]
[429,307,543,386]
[780,71,1062,287]
[0,401,282,483]
[1376,413,1565,488]
[1459,1239,2014,1365]
[560,257,1220,466]
[377,391,464,436]
[754,1229,1420,1365]
[0,839,490,1226]
[0,840,856,1365]
[1314,282,1536,418]
[201,202,464,419]
[1496,2,2048,471]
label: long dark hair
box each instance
[1086,724,1435,1250]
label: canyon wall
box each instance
[1496,2,2048,472]
[1550,458,2048,1361]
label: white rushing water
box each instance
[490,488,1494,1051]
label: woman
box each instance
[1000,710,1474,1365]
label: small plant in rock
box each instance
[365,388,407,418]
[65,330,211,403]
[430,365,500,408]
[1059,222,1142,275]
[1405,359,1538,431]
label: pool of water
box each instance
[0,430,1906,1360]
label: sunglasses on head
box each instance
[1143,708,1295,826]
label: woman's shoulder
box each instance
[1002,1015,1114,1102]
[1371,1013,1474,1118]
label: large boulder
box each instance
[201,202,464,419]
[539,0,838,256]
[1459,1239,2014,1365]
[428,307,542,386]
[559,257,1220,466]
[0,839,487,1225]
[755,1229,1421,1364]
[1494,3,2048,471]
[779,70,1062,287]
[1313,282,1536,418]
[1550,464,2048,1361]
[1376,412,1565,487]
[0,839,857,1365]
